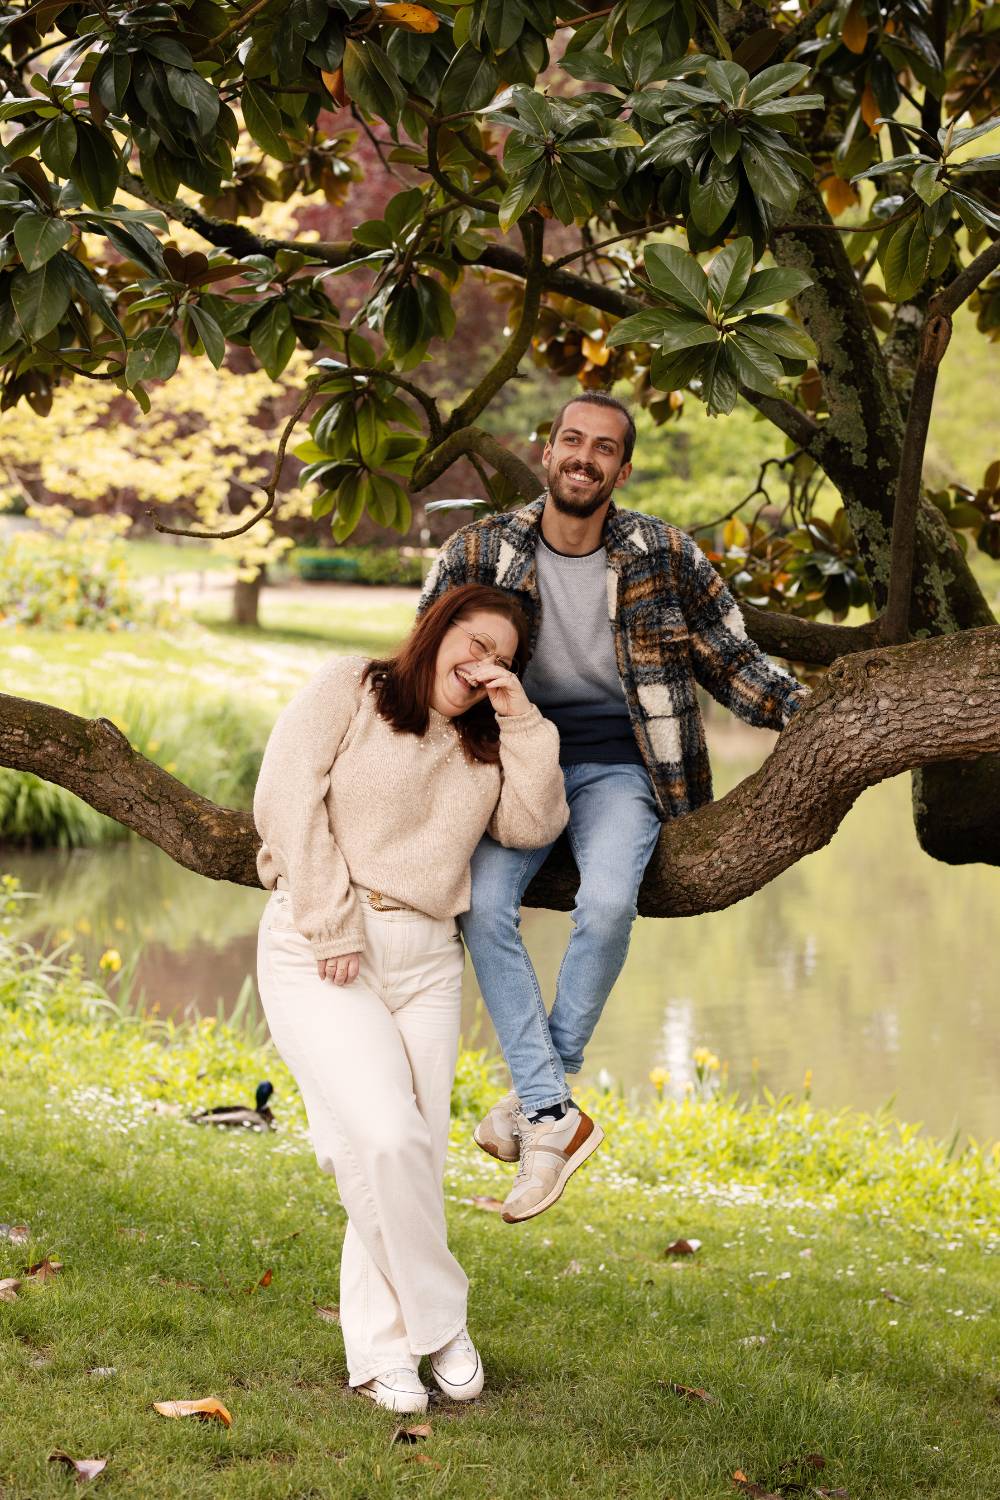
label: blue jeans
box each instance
[459,762,662,1112]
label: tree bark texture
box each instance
[2,627,998,912]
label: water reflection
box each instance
[4,757,998,1143]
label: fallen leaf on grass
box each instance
[0,1223,29,1243]
[408,1453,442,1469]
[246,1268,272,1293]
[667,1382,716,1403]
[880,1288,906,1304]
[315,1304,340,1324]
[460,1196,503,1212]
[665,1238,701,1256]
[0,1277,20,1302]
[153,1397,233,1427]
[24,1258,62,1281]
[48,1451,108,1481]
[392,1423,431,1444]
[732,1472,781,1499]
[814,1489,850,1498]
[87,1367,117,1378]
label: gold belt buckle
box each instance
[367,889,401,912]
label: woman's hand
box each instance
[317,952,361,986]
[462,662,533,718]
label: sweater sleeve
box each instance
[416,522,477,617]
[487,705,569,849]
[676,533,809,730]
[253,655,366,960]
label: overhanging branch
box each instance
[3,628,998,905]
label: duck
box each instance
[188,1081,275,1131]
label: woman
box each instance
[254,583,568,1413]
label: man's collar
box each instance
[509,493,646,568]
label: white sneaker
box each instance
[357,1366,428,1413]
[428,1327,484,1400]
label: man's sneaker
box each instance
[501,1106,604,1223]
[428,1327,484,1400]
[357,1367,428,1413]
[473,1089,520,1162]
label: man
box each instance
[418,392,808,1223]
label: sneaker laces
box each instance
[434,1328,474,1363]
[378,1367,424,1387]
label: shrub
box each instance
[293,545,424,587]
[0,506,169,631]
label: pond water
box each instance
[5,739,997,1145]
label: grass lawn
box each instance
[2,913,998,1500]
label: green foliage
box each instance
[607,237,816,415]
[0,514,149,630]
[292,544,425,585]
[853,118,1000,300]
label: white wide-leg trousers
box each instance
[257,888,468,1385]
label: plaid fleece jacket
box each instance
[418,496,808,821]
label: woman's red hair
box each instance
[363,584,531,764]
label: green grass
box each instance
[119,539,234,578]
[2,904,998,1500]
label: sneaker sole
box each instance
[501,1120,605,1223]
[472,1125,519,1164]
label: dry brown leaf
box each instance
[0,1277,21,1302]
[461,1196,503,1212]
[25,1257,62,1281]
[582,334,611,366]
[315,1304,340,1324]
[247,1268,273,1293]
[392,1422,431,1444]
[880,1288,905,1304]
[408,1452,442,1468]
[321,67,348,106]
[665,1238,701,1256]
[48,1451,108,1481]
[841,1,869,53]
[381,3,439,32]
[732,1473,782,1499]
[820,173,860,217]
[0,1223,29,1243]
[668,1382,716,1403]
[153,1397,233,1427]
[860,83,880,133]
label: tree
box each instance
[0,0,998,902]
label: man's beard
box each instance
[545,460,618,518]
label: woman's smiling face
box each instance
[430,609,520,719]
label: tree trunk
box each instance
[2,627,998,912]
[232,568,264,627]
[771,184,999,864]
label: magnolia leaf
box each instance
[48,1452,109,1481]
[10,257,72,340]
[499,164,543,231]
[707,237,754,311]
[13,212,72,272]
[739,313,817,360]
[726,267,813,317]
[187,303,226,367]
[380,3,439,33]
[126,325,181,386]
[642,242,711,314]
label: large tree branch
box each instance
[411,424,540,500]
[741,605,878,664]
[3,628,998,904]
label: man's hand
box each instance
[462,662,533,718]
[316,953,361,986]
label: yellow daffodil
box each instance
[98,948,122,973]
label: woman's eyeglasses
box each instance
[454,624,519,675]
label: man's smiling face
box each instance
[542,400,633,519]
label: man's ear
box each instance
[614,461,633,488]
[541,440,553,467]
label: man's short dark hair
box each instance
[548,391,637,465]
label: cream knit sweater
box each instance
[253,654,569,960]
